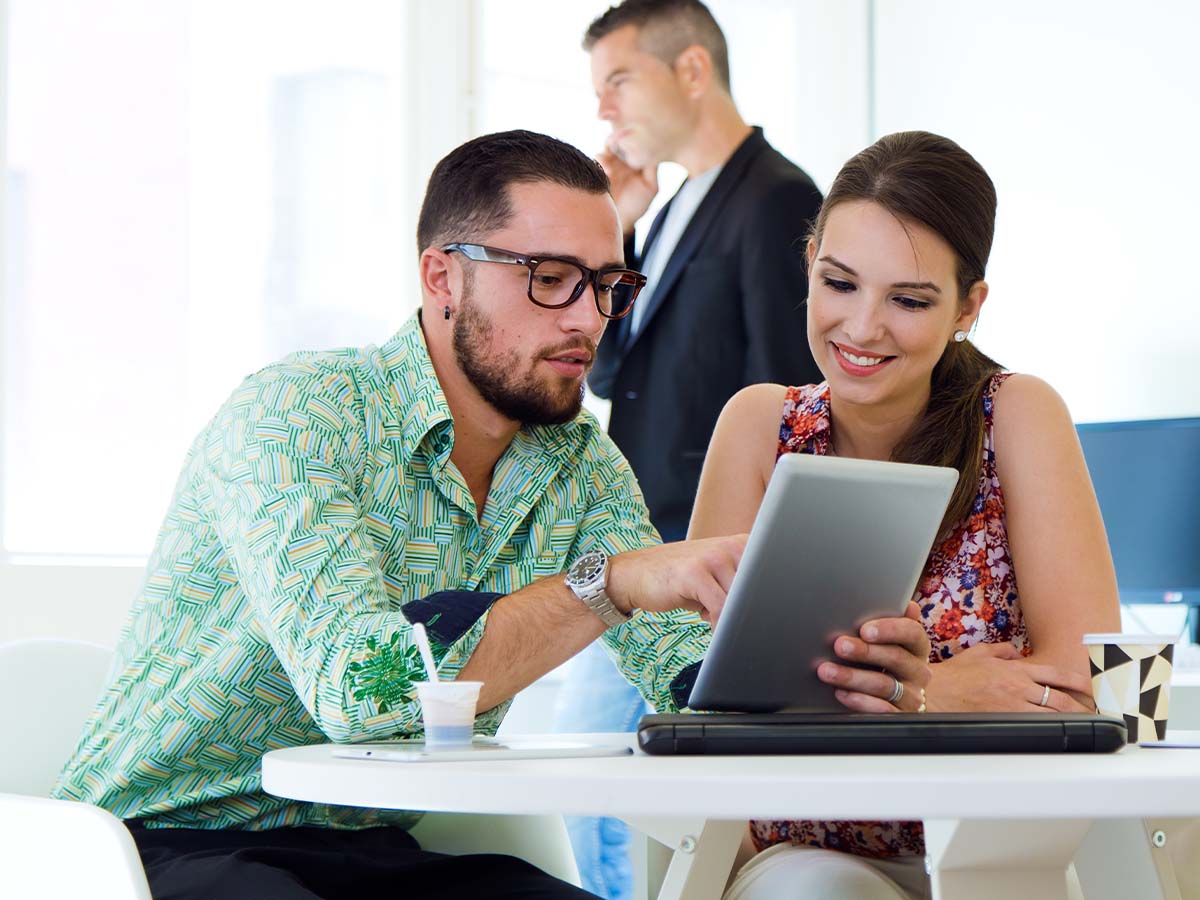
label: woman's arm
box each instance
[926,374,1121,712]
[687,383,785,540]
[994,375,1121,687]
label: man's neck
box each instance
[674,97,752,178]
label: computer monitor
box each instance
[1076,417,1200,641]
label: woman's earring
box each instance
[953,330,968,343]
[444,306,451,320]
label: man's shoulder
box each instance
[722,152,821,240]
[738,141,820,202]
[262,342,384,382]
[223,342,392,433]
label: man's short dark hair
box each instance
[416,130,610,255]
[583,0,731,92]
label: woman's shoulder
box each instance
[721,382,792,423]
[991,373,1070,418]
[990,373,1076,444]
[708,384,793,468]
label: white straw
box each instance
[411,622,440,682]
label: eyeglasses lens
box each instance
[530,260,638,318]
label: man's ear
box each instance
[956,280,989,334]
[420,247,456,312]
[674,45,711,99]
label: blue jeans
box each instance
[552,641,650,900]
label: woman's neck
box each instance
[828,388,929,461]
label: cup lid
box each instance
[1081,633,1176,644]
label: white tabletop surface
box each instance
[263,732,1200,823]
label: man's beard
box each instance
[452,287,590,426]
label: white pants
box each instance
[724,844,931,900]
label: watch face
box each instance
[568,551,605,586]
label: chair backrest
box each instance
[0,792,153,900]
[0,638,113,795]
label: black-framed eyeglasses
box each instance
[442,243,647,320]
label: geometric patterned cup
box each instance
[1082,633,1175,744]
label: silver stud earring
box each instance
[953,330,968,343]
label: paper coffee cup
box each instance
[1082,633,1175,743]
[416,680,483,749]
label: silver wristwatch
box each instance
[565,549,631,628]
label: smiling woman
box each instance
[690,130,1121,900]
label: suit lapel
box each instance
[614,200,674,352]
[623,129,766,357]
[638,198,672,265]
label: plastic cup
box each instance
[1082,633,1175,743]
[416,681,483,749]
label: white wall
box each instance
[3,0,1198,648]
[874,0,1200,423]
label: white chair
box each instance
[0,637,152,899]
[0,792,154,900]
[0,637,579,894]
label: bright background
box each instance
[3,0,1198,648]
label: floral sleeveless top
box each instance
[750,373,1027,859]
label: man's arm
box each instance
[460,535,744,713]
[202,369,495,743]
[463,439,740,715]
[210,370,741,735]
[739,174,825,386]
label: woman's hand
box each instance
[923,641,1094,712]
[817,602,932,712]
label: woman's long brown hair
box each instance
[810,132,1002,535]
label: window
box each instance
[3,0,418,556]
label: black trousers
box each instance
[127,823,598,900]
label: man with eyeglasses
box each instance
[53,129,741,900]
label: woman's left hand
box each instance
[816,601,932,712]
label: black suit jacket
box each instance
[589,128,823,539]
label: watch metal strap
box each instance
[577,586,631,628]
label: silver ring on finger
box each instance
[887,676,904,704]
[1038,683,1051,707]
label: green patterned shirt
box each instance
[52,314,710,830]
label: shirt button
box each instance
[624,391,638,400]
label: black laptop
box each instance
[637,711,1127,756]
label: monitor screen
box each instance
[1076,417,1200,607]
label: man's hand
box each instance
[606,534,747,625]
[461,536,744,713]
[598,144,658,237]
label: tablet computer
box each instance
[331,736,633,763]
[687,453,957,713]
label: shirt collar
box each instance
[377,313,455,459]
